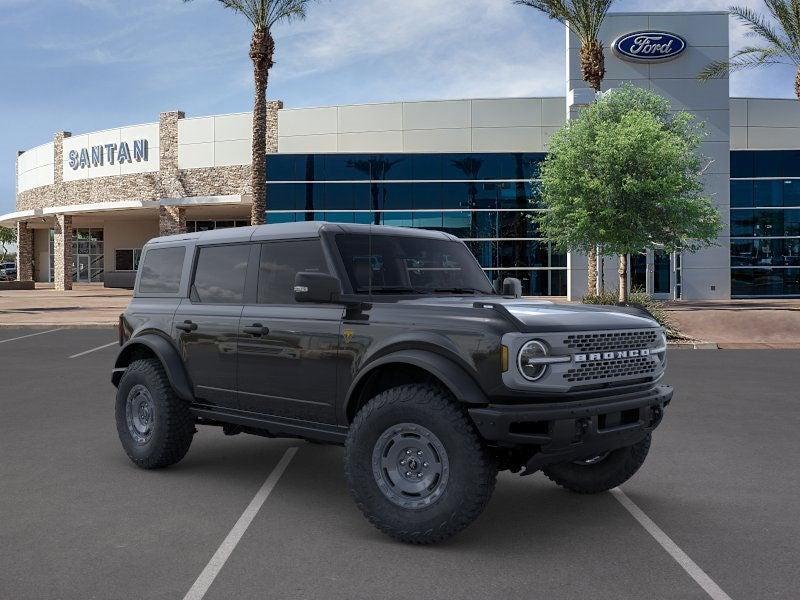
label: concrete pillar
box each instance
[53,214,73,291]
[16,221,34,282]
[159,205,186,236]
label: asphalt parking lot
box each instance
[1,328,799,600]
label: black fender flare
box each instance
[343,349,488,422]
[111,334,194,402]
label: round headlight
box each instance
[517,340,549,381]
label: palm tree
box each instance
[184,0,314,225]
[514,0,615,294]
[699,2,800,101]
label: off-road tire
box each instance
[345,384,497,544]
[115,358,195,469]
[542,434,652,494]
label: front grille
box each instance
[564,356,658,383]
[564,330,659,353]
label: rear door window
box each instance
[138,246,186,294]
[191,244,251,304]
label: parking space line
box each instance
[68,341,118,359]
[183,447,298,600]
[0,329,63,345]
[611,488,733,600]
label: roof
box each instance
[148,221,458,246]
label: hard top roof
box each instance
[147,221,459,246]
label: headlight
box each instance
[517,340,549,381]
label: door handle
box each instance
[242,323,269,336]
[176,320,198,332]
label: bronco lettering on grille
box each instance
[574,348,651,363]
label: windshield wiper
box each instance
[355,286,424,294]
[431,287,493,295]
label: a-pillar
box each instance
[53,214,73,291]
[16,221,33,282]
[159,205,186,236]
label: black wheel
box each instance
[542,434,652,494]
[344,384,497,544]
[115,358,195,469]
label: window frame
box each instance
[114,248,143,272]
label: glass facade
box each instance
[731,151,800,297]
[265,153,568,296]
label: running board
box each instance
[190,404,348,444]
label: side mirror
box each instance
[502,277,522,298]
[294,272,342,304]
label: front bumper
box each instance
[468,384,672,474]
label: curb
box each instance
[667,341,719,349]
[0,323,116,329]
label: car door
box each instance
[236,238,343,424]
[173,242,253,409]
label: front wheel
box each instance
[344,384,497,544]
[542,434,652,494]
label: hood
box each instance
[397,296,659,333]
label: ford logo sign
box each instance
[613,31,686,62]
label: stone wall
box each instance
[53,214,73,291]
[16,221,33,281]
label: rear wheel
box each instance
[115,358,195,469]
[542,434,651,494]
[345,384,497,544]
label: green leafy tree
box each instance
[699,2,800,100]
[515,0,616,293]
[0,226,15,263]
[184,0,315,225]
[535,84,722,302]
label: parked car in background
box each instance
[0,262,16,281]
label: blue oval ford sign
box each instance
[613,31,686,62]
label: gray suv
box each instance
[113,222,672,544]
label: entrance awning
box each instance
[0,194,247,227]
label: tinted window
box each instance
[730,151,754,178]
[192,244,250,304]
[138,246,185,294]
[258,240,328,304]
[335,233,494,295]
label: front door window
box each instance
[77,256,90,282]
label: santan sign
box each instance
[613,31,686,62]
[67,139,149,170]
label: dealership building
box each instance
[4,10,800,299]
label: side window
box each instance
[138,246,185,294]
[258,240,328,304]
[192,244,250,304]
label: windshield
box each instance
[335,233,495,295]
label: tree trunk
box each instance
[618,254,628,303]
[580,40,605,92]
[587,246,597,296]
[796,67,800,102]
[249,29,275,226]
[598,247,604,293]
[580,39,604,293]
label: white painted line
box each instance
[183,447,298,600]
[611,488,733,600]
[0,328,63,345]
[68,341,118,359]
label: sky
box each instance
[0,0,797,216]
